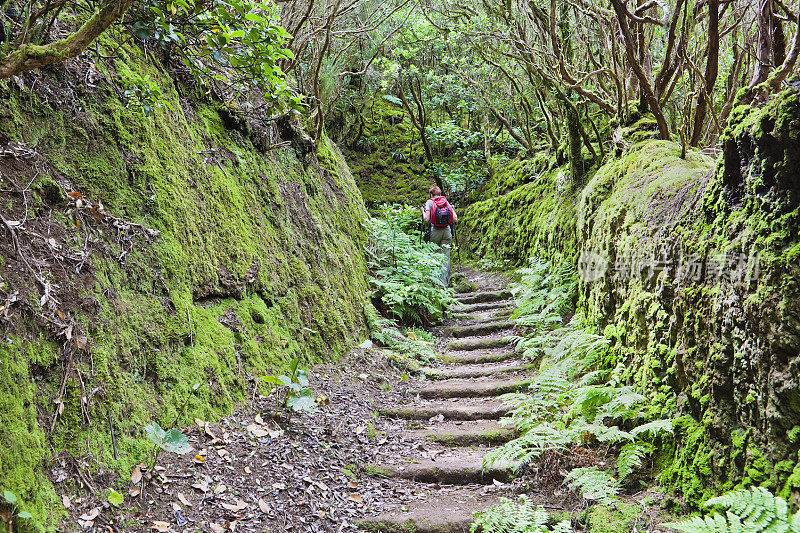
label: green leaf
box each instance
[162,429,192,454]
[17,511,32,519]
[296,370,309,387]
[107,489,124,507]
[2,490,17,504]
[261,375,284,385]
[144,422,166,446]
[286,390,316,412]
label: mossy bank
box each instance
[462,89,800,509]
[0,46,369,529]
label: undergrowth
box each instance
[483,258,673,521]
[363,302,436,369]
[471,496,572,532]
[664,486,800,532]
[365,205,454,325]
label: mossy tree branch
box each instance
[0,0,136,79]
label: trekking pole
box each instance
[453,221,462,264]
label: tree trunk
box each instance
[750,0,775,88]
[690,0,720,146]
[609,0,671,139]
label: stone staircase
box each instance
[358,286,532,532]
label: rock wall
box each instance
[0,47,369,528]
[459,155,579,269]
[462,89,800,506]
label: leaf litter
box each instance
[56,347,519,531]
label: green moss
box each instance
[461,162,579,267]
[585,502,640,533]
[0,39,369,530]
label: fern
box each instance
[563,467,620,505]
[366,216,455,324]
[630,418,673,438]
[616,442,652,482]
[493,257,672,497]
[664,487,800,533]
[484,422,572,467]
[471,496,572,533]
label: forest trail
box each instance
[358,269,535,532]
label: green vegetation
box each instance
[261,357,317,419]
[665,487,800,532]
[483,259,673,526]
[143,421,193,470]
[471,496,572,533]
[366,205,454,324]
[0,35,369,528]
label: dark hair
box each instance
[428,185,442,197]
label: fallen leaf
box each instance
[214,484,227,495]
[244,466,251,474]
[80,508,100,521]
[347,481,358,490]
[210,523,224,533]
[151,521,171,532]
[61,495,71,508]
[246,423,268,438]
[193,454,205,464]
[131,464,143,484]
[129,486,141,497]
[220,499,248,512]
[255,413,264,425]
[348,493,363,503]
[272,483,286,491]
[258,499,269,513]
[191,479,210,493]
[177,492,191,507]
[172,502,181,512]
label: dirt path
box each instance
[356,268,532,532]
[58,268,543,533]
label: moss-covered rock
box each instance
[0,44,368,529]
[460,158,579,268]
[461,88,800,509]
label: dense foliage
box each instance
[365,206,454,324]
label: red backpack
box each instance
[431,196,453,228]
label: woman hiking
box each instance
[421,185,457,285]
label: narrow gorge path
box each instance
[358,269,536,532]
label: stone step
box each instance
[448,321,514,339]
[439,349,518,365]
[452,309,515,324]
[453,301,514,314]
[415,376,531,399]
[445,335,513,352]
[423,360,533,380]
[456,290,513,305]
[356,490,506,533]
[410,419,517,446]
[379,398,511,421]
[365,450,517,484]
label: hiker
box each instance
[422,185,457,285]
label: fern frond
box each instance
[664,487,799,533]
[617,442,652,481]
[471,496,571,533]
[563,467,620,505]
[630,419,674,438]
